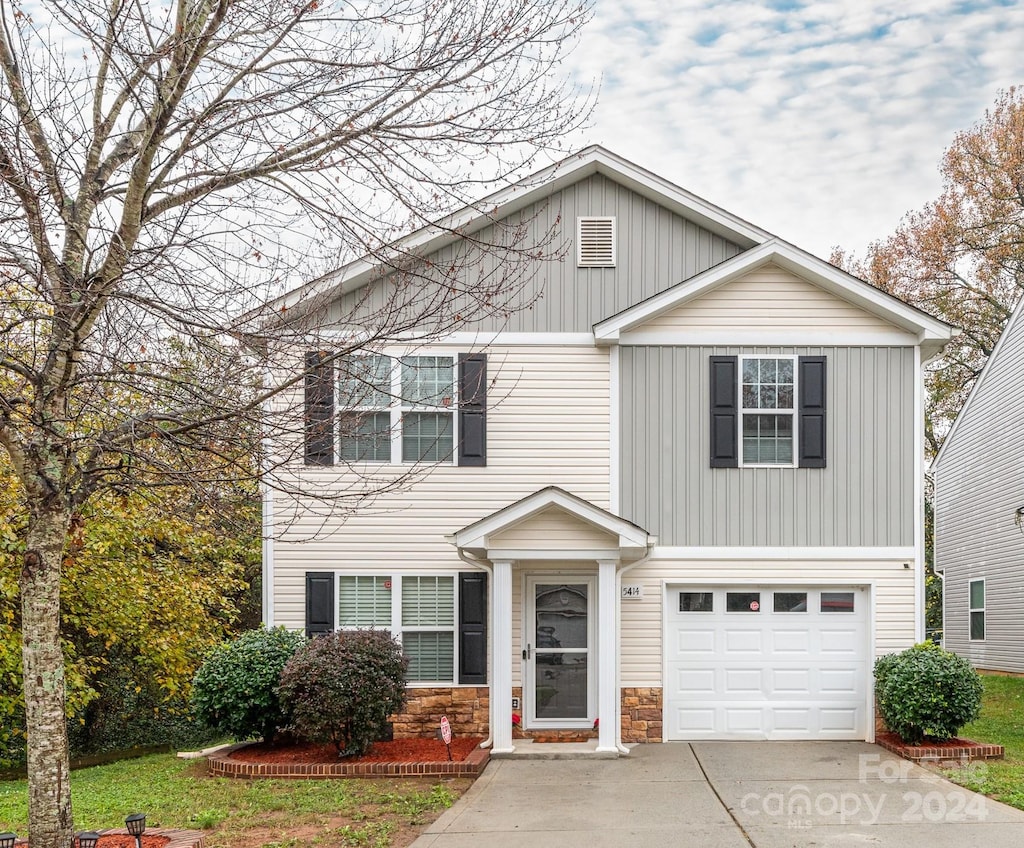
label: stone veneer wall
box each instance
[621,687,663,742]
[392,686,666,742]
[392,687,489,737]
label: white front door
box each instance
[525,576,596,727]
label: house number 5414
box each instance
[621,584,644,600]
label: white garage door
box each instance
[665,586,869,740]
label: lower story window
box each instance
[337,573,457,683]
[969,579,985,641]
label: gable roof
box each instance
[255,146,771,324]
[932,292,1024,471]
[593,239,956,361]
[449,486,653,556]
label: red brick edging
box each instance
[876,733,1004,763]
[13,829,207,848]
[207,742,489,779]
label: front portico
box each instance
[451,487,654,755]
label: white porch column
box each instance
[491,559,515,754]
[597,559,618,753]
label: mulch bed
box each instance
[15,830,202,848]
[877,731,1005,762]
[232,737,483,764]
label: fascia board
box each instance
[453,486,649,550]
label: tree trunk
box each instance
[20,504,74,848]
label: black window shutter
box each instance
[304,351,334,465]
[458,353,487,467]
[458,571,487,684]
[798,356,827,468]
[709,356,739,468]
[305,571,335,637]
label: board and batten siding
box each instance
[271,344,611,633]
[327,173,743,333]
[619,346,916,547]
[638,263,899,334]
[618,558,915,686]
[935,300,1024,672]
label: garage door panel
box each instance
[675,628,716,655]
[723,667,764,694]
[771,667,811,694]
[724,708,763,733]
[724,629,763,653]
[676,667,716,694]
[666,585,868,741]
[771,630,811,654]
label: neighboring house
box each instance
[934,295,1024,673]
[259,147,954,753]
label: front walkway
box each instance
[413,741,1024,847]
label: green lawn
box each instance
[943,674,1024,810]
[0,753,467,848]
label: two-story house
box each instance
[258,147,954,755]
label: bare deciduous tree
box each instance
[0,0,591,844]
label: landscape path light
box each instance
[0,831,17,848]
[125,813,146,848]
[77,832,100,848]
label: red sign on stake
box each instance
[440,716,453,761]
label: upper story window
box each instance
[709,354,826,469]
[969,578,985,641]
[577,216,616,267]
[337,355,455,464]
[741,356,796,466]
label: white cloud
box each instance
[568,0,1024,258]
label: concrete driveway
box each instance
[413,742,1024,847]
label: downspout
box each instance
[614,538,657,754]
[456,547,494,749]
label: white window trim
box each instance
[576,216,617,268]
[337,353,458,466]
[738,354,798,468]
[334,570,464,686]
[969,577,986,642]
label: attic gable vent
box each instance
[577,216,616,267]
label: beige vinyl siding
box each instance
[618,558,915,686]
[639,264,898,333]
[327,173,744,334]
[272,345,611,632]
[488,507,618,550]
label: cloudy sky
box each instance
[567,0,1023,259]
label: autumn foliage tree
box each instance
[832,88,1024,455]
[0,0,590,845]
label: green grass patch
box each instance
[0,753,466,847]
[943,674,1024,810]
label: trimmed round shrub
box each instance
[278,629,408,757]
[191,626,305,742]
[874,642,983,744]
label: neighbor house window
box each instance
[740,356,796,466]
[336,354,455,464]
[969,579,985,641]
[337,574,459,684]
